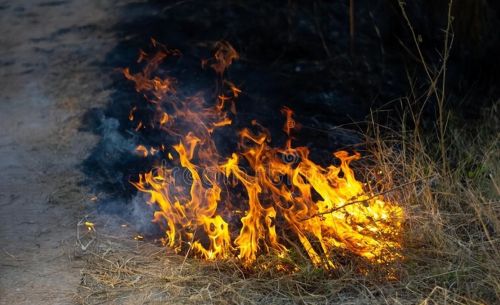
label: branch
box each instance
[300,175,435,222]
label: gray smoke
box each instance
[99,116,136,156]
[129,193,158,233]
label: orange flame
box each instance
[135,145,148,157]
[126,42,403,269]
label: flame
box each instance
[135,145,148,157]
[126,42,403,269]
[84,221,95,231]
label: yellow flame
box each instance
[126,42,404,269]
[84,221,95,231]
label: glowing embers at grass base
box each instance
[127,40,403,270]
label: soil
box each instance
[0,1,126,303]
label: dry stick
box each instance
[439,0,454,174]
[300,175,435,221]
[489,173,500,196]
[180,225,198,273]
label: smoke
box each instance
[99,116,136,155]
[92,192,161,238]
[80,110,165,235]
[129,193,158,233]
[82,107,147,197]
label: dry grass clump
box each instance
[75,100,498,304]
[74,233,394,305]
[75,232,482,305]
[75,123,498,305]
[75,80,498,304]
[363,102,499,305]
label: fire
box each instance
[84,221,95,231]
[126,41,403,269]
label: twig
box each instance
[180,226,197,273]
[300,175,435,221]
[489,173,500,196]
[398,0,455,174]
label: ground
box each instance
[0,1,123,303]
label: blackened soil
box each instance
[83,0,500,203]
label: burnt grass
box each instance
[81,0,499,249]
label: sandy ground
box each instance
[0,1,127,303]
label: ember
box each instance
[125,41,403,269]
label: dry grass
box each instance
[363,103,499,304]
[75,233,398,305]
[75,102,498,304]
[74,98,499,304]
[75,1,498,304]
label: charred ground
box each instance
[83,0,499,205]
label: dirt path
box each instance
[0,1,127,303]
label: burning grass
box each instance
[120,40,404,269]
[76,103,498,304]
[76,87,498,303]
[77,2,499,302]
[78,79,498,305]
